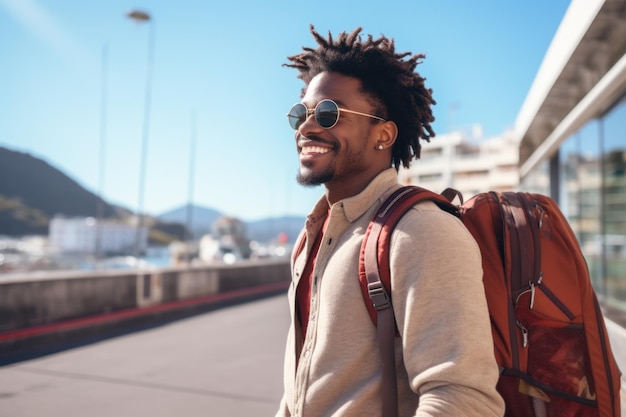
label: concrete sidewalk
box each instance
[0,294,290,417]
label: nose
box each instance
[298,109,322,134]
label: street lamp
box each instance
[95,43,109,265]
[127,9,154,260]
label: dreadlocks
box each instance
[284,25,436,169]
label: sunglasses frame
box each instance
[287,99,386,130]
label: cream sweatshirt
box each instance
[275,168,505,417]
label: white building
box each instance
[398,129,520,200]
[49,216,147,255]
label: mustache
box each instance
[297,134,336,147]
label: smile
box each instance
[301,146,331,155]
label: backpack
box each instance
[359,185,622,417]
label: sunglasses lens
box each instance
[288,103,307,130]
[315,100,339,128]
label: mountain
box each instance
[157,204,305,243]
[0,145,305,243]
[158,204,223,238]
[0,147,130,236]
[245,216,305,243]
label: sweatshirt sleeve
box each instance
[389,203,505,417]
[274,394,290,417]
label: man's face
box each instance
[293,71,384,189]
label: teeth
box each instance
[302,146,330,154]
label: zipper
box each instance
[516,320,529,348]
[534,200,545,229]
[515,273,544,309]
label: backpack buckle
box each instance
[368,282,391,311]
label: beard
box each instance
[296,161,334,186]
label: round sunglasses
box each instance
[287,99,386,130]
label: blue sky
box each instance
[0,0,571,221]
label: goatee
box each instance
[297,166,334,186]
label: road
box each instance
[1,294,625,417]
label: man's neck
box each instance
[324,168,388,205]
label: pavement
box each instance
[0,294,624,417]
[0,294,290,417]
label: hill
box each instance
[0,147,130,236]
[245,216,305,243]
[157,204,223,238]
[157,204,305,243]
[0,146,305,243]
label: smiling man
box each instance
[275,26,504,417]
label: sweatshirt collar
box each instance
[307,168,401,225]
[340,168,400,222]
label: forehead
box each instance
[302,72,365,105]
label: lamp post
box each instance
[95,43,109,265]
[127,9,154,260]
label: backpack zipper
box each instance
[516,320,529,348]
[515,273,544,309]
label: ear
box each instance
[375,120,398,149]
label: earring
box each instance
[377,145,384,150]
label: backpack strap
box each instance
[359,186,459,326]
[358,186,458,417]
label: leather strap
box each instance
[361,186,457,417]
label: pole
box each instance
[186,111,197,265]
[95,43,108,265]
[128,10,154,261]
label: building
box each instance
[515,0,626,311]
[399,129,520,199]
[49,216,147,255]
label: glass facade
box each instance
[603,96,626,311]
[521,95,626,312]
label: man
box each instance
[275,26,504,417]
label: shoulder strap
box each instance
[358,186,459,325]
[358,186,458,417]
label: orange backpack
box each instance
[360,186,622,417]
